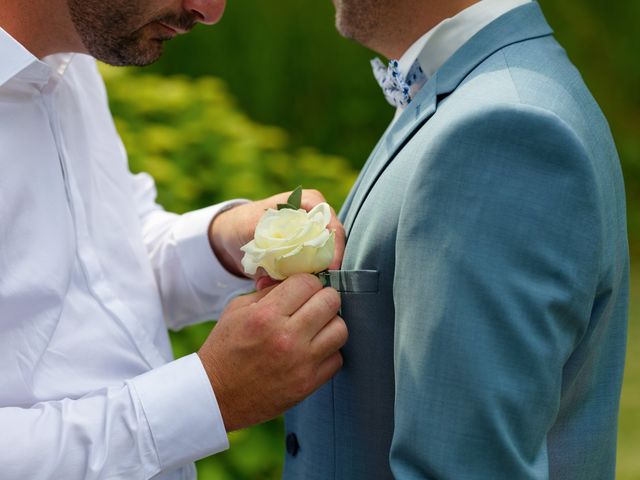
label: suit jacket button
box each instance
[286,433,300,457]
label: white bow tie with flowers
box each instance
[371,57,427,108]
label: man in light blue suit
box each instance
[284,0,629,478]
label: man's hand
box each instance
[197,274,347,431]
[209,189,346,280]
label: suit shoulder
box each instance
[426,97,588,164]
[427,36,618,175]
[453,36,612,149]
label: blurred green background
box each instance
[103,0,638,477]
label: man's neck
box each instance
[372,0,480,59]
[0,1,82,58]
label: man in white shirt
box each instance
[284,0,629,478]
[0,0,347,478]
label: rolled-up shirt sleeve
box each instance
[0,354,226,479]
[130,171,254,329]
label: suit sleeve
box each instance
[390,104,602,478]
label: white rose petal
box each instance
[240,202,335,280]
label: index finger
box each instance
[300,191,345,270]
[226,284,276,310]
[259,273,324,316]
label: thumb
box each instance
[256,276,281,291]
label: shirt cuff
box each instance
[174,201,254,305]
[129,353,229,471]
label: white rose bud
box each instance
[240,203,335,280]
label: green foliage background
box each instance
[103,66,355,479]
[104,0,638,477]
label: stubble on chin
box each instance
[66,0,193,66]
[93,29,165,67]
[333,0,382,48]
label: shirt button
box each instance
[286,433,300,457]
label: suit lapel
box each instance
[338,128,389,224]
[341,82,438,233]
[342,1,553,236]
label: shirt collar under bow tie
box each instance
[371,57,427,109]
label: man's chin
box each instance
[334,15,352,39]
[137,41,166,66]
[96,40,165,67]
[335,19,366,44]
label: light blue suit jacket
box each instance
[284,3,629,479]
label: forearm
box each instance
[141,203,252,328]
[130,171,252,327]
[0,354,227,479]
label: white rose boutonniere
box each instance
[241,187,335,280]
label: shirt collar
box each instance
[397,0,532,81]
[0,26,75,88]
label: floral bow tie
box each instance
[371,58,427,108]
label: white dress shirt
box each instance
[0,27,253,479]
[393,0,531,118]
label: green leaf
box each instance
[277,203,296,210]
[287,185,302,210]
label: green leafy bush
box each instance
[103,65,357,213]
[102,64,358,479]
